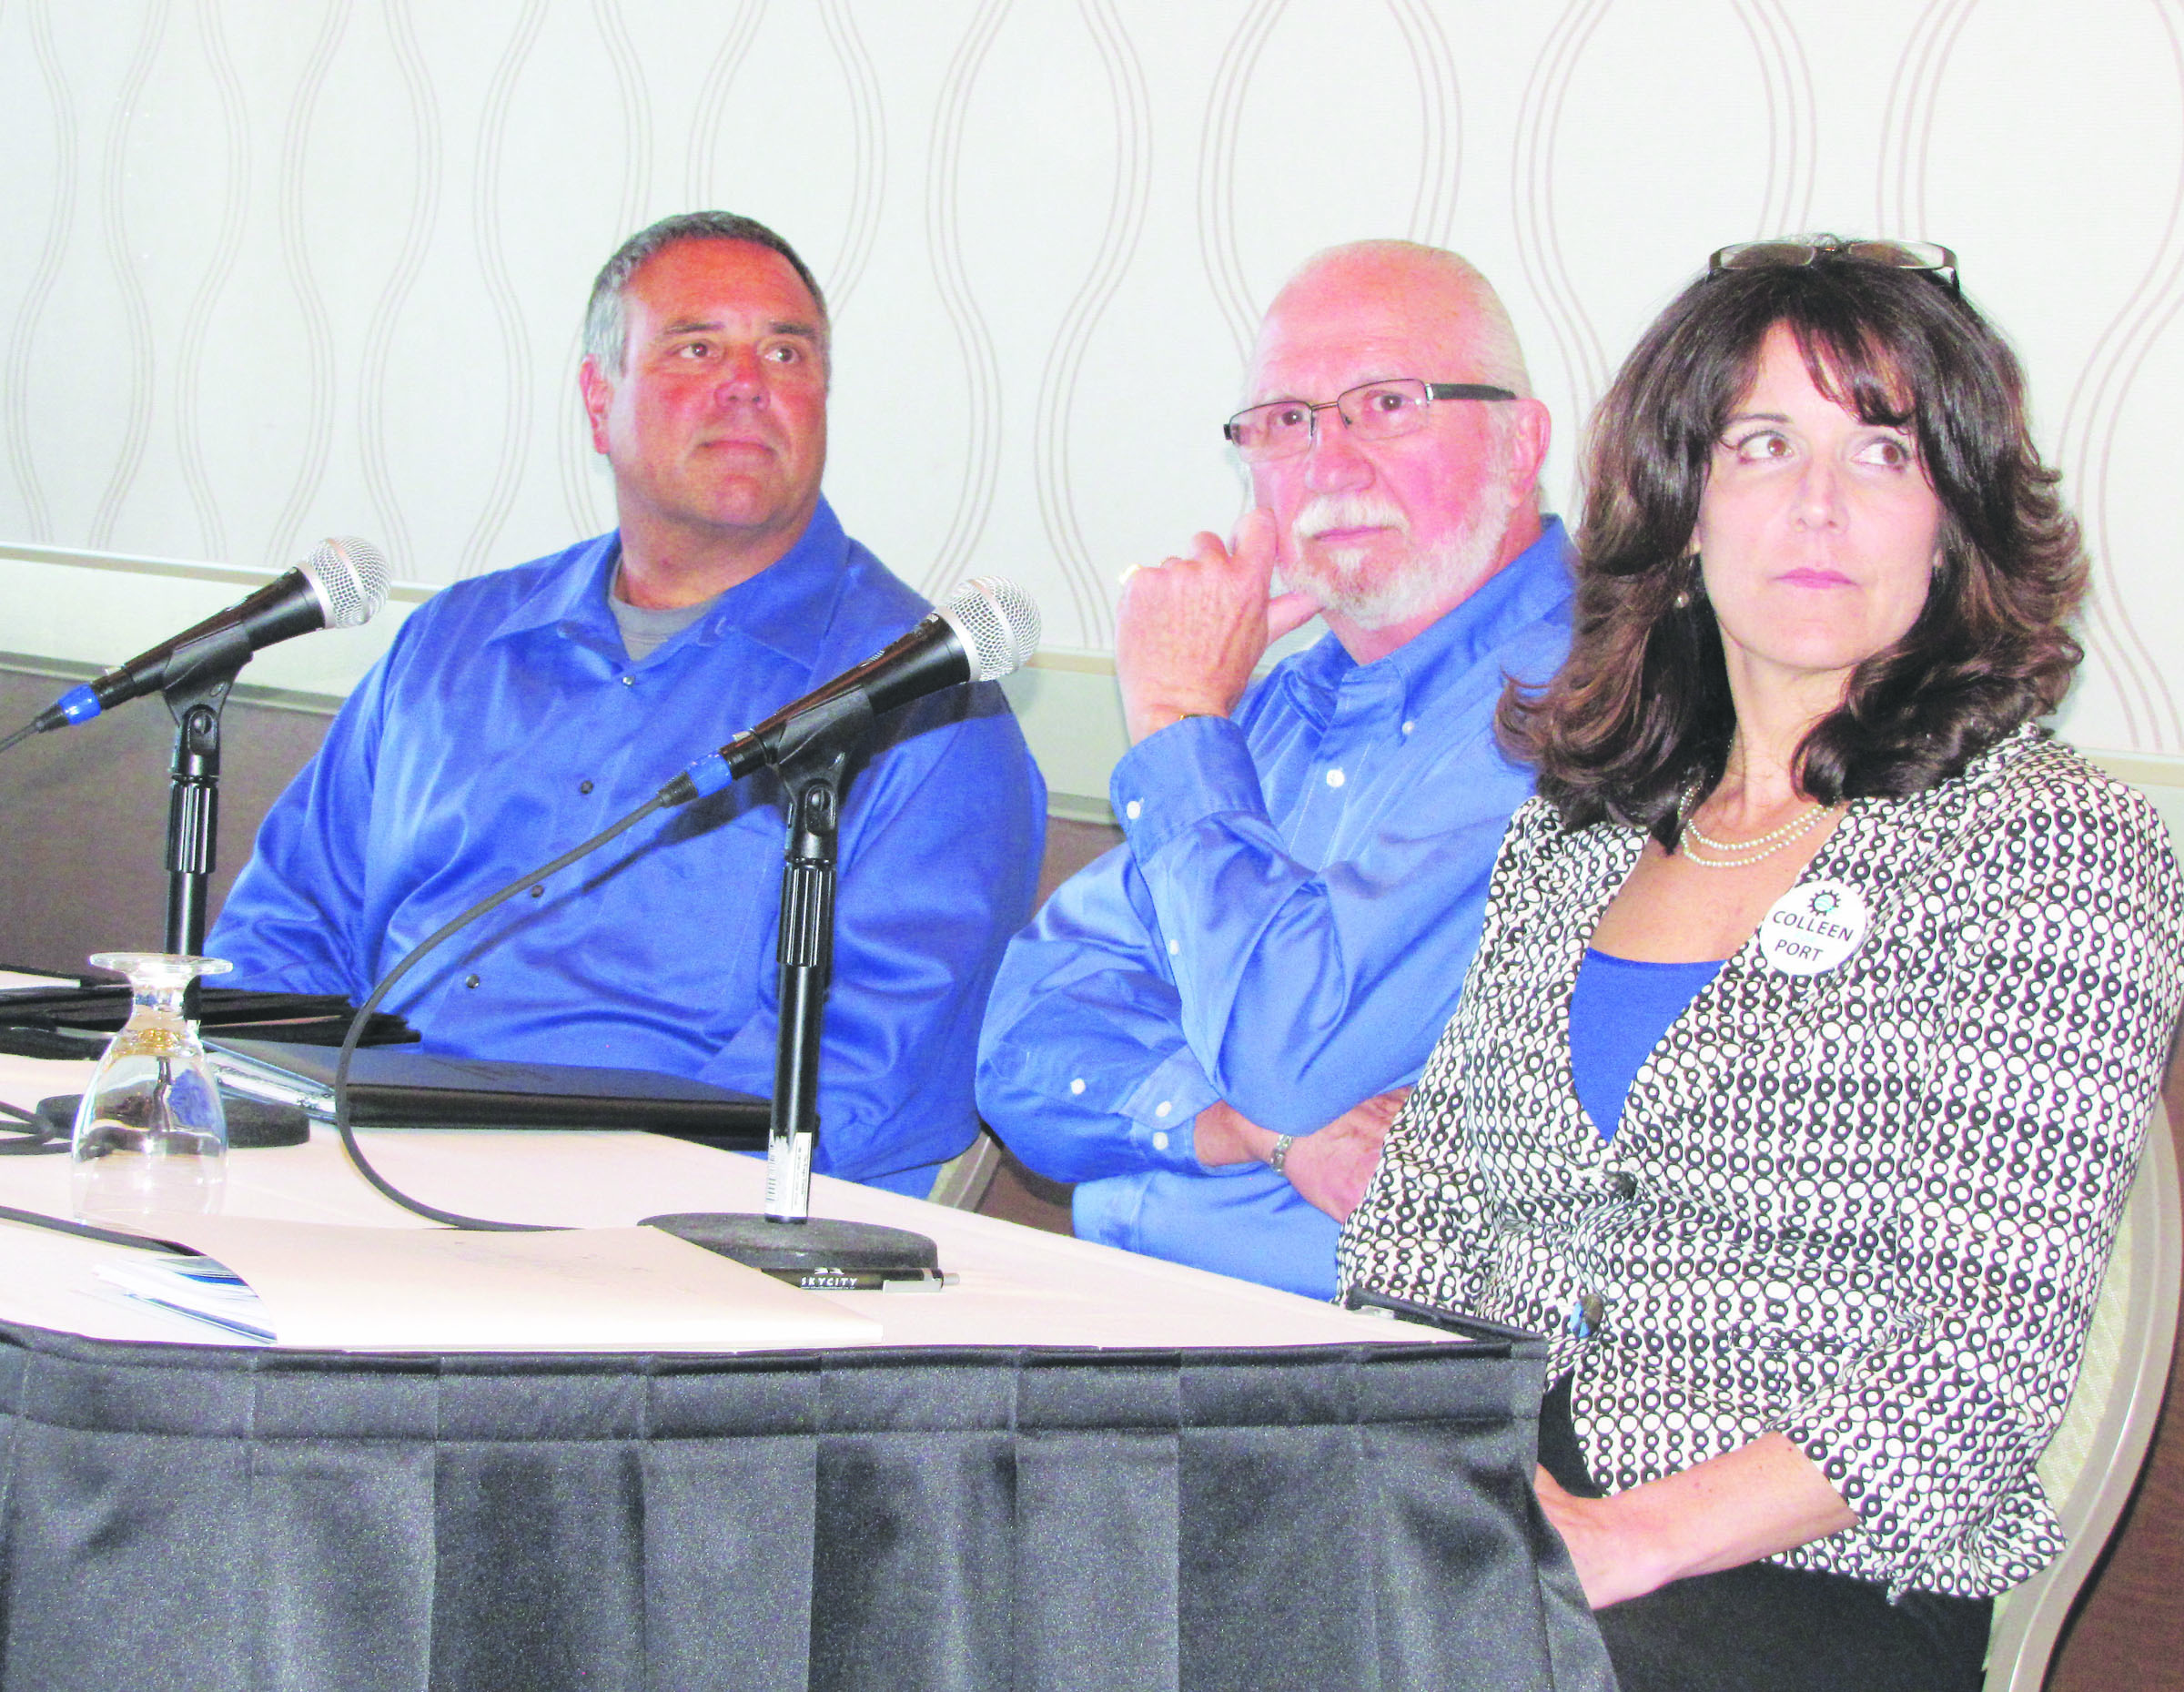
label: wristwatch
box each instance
[1268,1133,1296,1178]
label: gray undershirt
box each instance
[608,589,723,662]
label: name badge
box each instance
[1758,879,1869,976]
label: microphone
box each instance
[26,536,390,734]
[669,576,1041,801]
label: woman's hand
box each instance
[1535,1433,1857,1609]
[1533,1466,1680,1608]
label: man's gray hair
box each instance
[582,211,828,376]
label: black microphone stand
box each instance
[644,692,943,1287]
[763,740,850,1219]
[22,623,318,1150]
[158,625,255,1014]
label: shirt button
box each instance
[1154,1100,1172,1119]
[529,885,545,899]
[1167,937,1180,956]
[1151,1131,1170,1151]
[621,675,634,687]
[1125,799,1142,821]
[1325,767,1345,788]
[1068,1078,1087,1096]
[1606,1170,1637,1201]
[579,780,594,795]
[463,974,481,989]
[1401,721,1416,736]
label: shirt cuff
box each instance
[1109,715,1268,862]
[1118,1048,1223,1171]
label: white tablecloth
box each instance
[0,1050,1431,1353]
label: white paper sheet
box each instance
[136,1213,881,1351]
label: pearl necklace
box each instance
[1676,788,1834,870]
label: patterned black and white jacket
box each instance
[1338,726,2184,1599]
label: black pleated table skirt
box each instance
[0,1322,1613,1692]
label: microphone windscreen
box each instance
[938,577,1040,682]
[302,536,390,629]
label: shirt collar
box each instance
[693,497,850,669]
[480,498,851,674]
[1279,515,1575,718]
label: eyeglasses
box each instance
[1223,379,1517,463]
[1708,237,1959,292]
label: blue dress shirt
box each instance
[976,522,1573,1295]
[208,500,1046,1194]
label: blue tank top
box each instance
[1568,948,1724,1142]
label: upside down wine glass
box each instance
[71,952,231,1221]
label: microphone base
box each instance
[642,1212,945,1291]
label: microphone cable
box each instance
[327,788,681,1231]
[317,571,1041,1228]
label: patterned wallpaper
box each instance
[0,0,2178,753]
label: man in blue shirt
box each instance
[976,241,1571,1292]
[209,213,1044,1197]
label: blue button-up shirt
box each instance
[976,522,1572,1292]
[209,501,1046,1194]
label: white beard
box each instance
[1287,466,1519,631]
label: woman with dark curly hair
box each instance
[1338,238,2184,1692]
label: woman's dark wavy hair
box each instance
[1499,246,2086,844]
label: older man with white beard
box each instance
[976,241,1573,1298]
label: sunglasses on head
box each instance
[1708,237,1959,293]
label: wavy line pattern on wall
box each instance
[173,0,249,562]
[1196,0,1286,365]
[685,0,766,208]
[1512,0,1615,415]
[1387,0,1461,247]
[1734,0,1815,240]
[921,0,1013,599]
[818,0,885,317]
[1876,0,1977,240]
[0,0,2178,763]
[86,0,169,552]
[1030,0,1151,645]
[261,0,351,571]
[551,0,653,550]
[459,0,549,580]
[358,0,441,577]
[594,0,652,232]
[2055,0,2184,751]
[5,0,77,543]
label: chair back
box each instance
[929,1128,1004,1211]
[1985,1101,2181,1691]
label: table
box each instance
[0,1052,1612,1692]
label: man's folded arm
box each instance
[976,841,1242,1185]
[977,970,1225,1186]
[1111,714,1511,1134]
